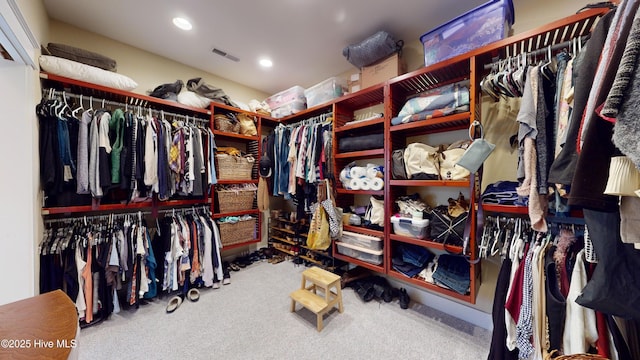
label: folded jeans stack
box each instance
[432,254,470,295]
[392,243,434,278]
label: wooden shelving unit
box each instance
[40,71,272,252]
[276,7,610,305]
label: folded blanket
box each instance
[391,83,470,125]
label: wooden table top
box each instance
[0,290,78,359]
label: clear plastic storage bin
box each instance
[304,76,347,108]
[336,241,383,265]
[270,99,307,118]
[420,0,514,67]
[264,85,306,110]
[340,231,383,251]
[390,216,430,239]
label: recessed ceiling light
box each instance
[172,17,192,31]
[259,58,273,68]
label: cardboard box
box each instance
[348,72,361,93]
[361,53,405,89]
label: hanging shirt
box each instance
[143,114,159,192]
[77,110,93,194]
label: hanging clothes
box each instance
[269,114,333,203]
[37,95,210,207]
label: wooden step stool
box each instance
[290,266,344,331]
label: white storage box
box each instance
[390,216,430,239]
[336,241,383,265]
[271,99,307,118]
[264,85,306,110]
[304,76,347,108]
[340,231,383,251]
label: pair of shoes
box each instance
[166,288,201,313]
[269,255,284,264]
[398,288,410,310]
[354,282,375,302]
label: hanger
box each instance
[72,94,85,118]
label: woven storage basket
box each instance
[217,188,256,212]
[214,114,240,133]
[218,218,256,246]
[215,154,254,180]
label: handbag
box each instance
[364,196,385,227]
[429,205,468,248]
[403,143,440,180]
[438,140,472,180]
[237,113,257,136]
[391,149,408,179]
[214,114,240,133]
[456,120,496,173]
[306,203,330,250]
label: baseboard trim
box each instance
[386,277,493,330]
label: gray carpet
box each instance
[77,261,491,359]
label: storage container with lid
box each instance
[390,216,430,239]
[420,0,515,67]
[335,241,383,265]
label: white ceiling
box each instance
[43,0,488,95]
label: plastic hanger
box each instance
[72,94,85,118]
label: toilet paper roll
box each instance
[370,177,384,191]
[366,164,384,179]
[360,178,371,191]
[340,168,350,184]
[349,178,362,190]
[350,166,367,179]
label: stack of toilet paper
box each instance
[340,163,384,191]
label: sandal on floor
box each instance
[187,288,200,302]
[166,295,183,313]
[229,263,241,272]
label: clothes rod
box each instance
[43,88,210,122]
[483,34,590,70]
[44,210,152,224]
[285,111,333,127]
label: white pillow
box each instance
[39,55,138,91]
[177,90,211,108]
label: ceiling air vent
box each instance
[212,48,239,62]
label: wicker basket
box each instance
[218,218,257,246]
[214,114,240,133]
[217,188,256,212]
[215,153,254,180]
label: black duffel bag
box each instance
[338,133,384,153]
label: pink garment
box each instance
[517,137,548,232]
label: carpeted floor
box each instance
[77,260,491,359]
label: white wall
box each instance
[0,0,48,306]
[0,63,38,305]
[48,20,270,104]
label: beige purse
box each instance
[403,143,439,180]
[438,140,471,180]
[237,113,257,136]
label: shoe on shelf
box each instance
[398,288,410,310]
